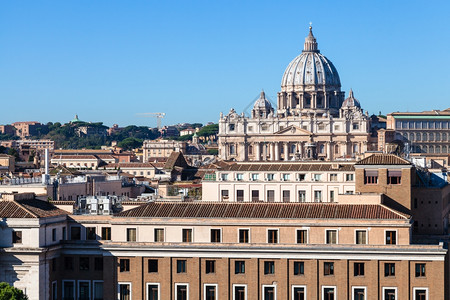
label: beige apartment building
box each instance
[142,139,187,162]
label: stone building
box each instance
[218,27,371,162]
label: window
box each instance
[101,227,111,240]
[251,173,259,181]
[364,170,378,184]
[292,286,306,300]
[120,259,130,272]
[78,281,90,300]
[229,124,235,131]
[239,229,249,243]
[415,263,425,277]
[147,283,159,300]
[176,284,188,300]
[235,261,245,274]
[383,288,396,300]
[267,173,274,181]
[236,190,244,202]
[64,257,74,270]
[387,170,401,184]
[86,227,96,240]
[63,281,75,300]
[346,174,354,181]
[313,174,322,181]
[210,229,221,243]
[314,191,322,202]
[233,285,246,300]
[221,190,229,200]
[251,190,259,202]
[268,229,278,243]
[263,286,275,300]
[221,173,228,181]
[293,261,304,275]
[282,173,290,181]
[177,260,187,273]
[353,123,359,130]
[264,261,275,274]
[206,260,215,274]
[154,228,164,242]
[94,257,103,271]
[52,281,57,300]
[353,287,366,300]
[282,190,290,202]
[354,262,365,276]
[329,190,335,202]
[356,230,367,244]
[385,231,397,245]
[52,228,57,241]
[71,227,81,240]
[267,190,275,202]
[148,259,158,273]
[326,230,337,244]
[119,283,131,300]
[324,262,334,275]
[323,287,335,300]
[205,285,217,300]
[12,230,22,244]
[297,230,307,244]
[298,174,306,181]
[230,144,236,154]
[298,190,306,202]
[330,174,338,182]
[413,288,427,300]
[127,228,136,242]
[182,229,192,242]
[384,263,395,276]
[236,173,243,181]
[63,227,67,240]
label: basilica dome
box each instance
[281,27,341,91]
[342,89,361,108]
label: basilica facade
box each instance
[218,27,372,161]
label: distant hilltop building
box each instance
[219,27,372,161]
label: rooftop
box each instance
[355,154,411,165]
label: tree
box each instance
[118,137,143,150]
[0,282,28,300]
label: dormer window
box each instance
[229,124,235,131]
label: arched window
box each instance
[334,145,339,154]
[436,133,441,141]
[443,145,448,153]
[435,146,441,153]
[416,133,421,141]
[429,133,434,141]
[429,145,434,153]
[442,133,447,141]
[422,133,428,141]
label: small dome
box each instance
[253,90,272,110]
[342,89,361,108]
[281,27,341,90]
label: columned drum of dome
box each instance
[277,27,344,117]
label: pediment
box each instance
[274,125,312,135]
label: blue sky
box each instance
[1,1,450,127]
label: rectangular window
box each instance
[384,263,395,276]
[263,286,275,300]
[383,288,396,300]
[324,262,334,275]
[205,260,215,274]
[387,170,402,184]
[268,229,278,243]
[251,173,259,181]
[354,262,365,276]
[323,287,335,300]
[298,174,306,181]
[52,281,57,300]
[177,260,187,273]
[63,227,66,240]
[282,173,290,181]
[148,259,158,273]
[293,261,304,275]
[70,227,81,240]
[239,229,249,243]
[329,190,335,202]
[267,173,274,181]
[264,261,275,274]
[78,281,90,300]
[221,190,229,200]
[385,231,397,245]
[353,287,366,300]
[101,227,111,240]
[63,281,75,300]
[346,174,354,181]
[313,174,322,181]
[282,190,290,202]
[79,257,90,271]
[356,230,367,244]
[314,191,322,202]
[182,229,192,242]
[120,259,130,272]
[330,174,338,182]
[147,284,159,300]
[234,285,246,300]
[236,190,244,202]
[12,230,22,244]
[298,190,306,202]
[292,286,305,300]
[210,229,221,243]
[236,173,243,181]
[86,227,96,240]
[364,170,378,184]
[52,228,57,241]
[326,230,337,244]
[119,283,131,300]
[154,228,164,242]
[235,261,245,274]
[297,230,307,244]
[267,190,275,202]
[205,285,217,300]
[176,284,188,300]
[251,190,259,202]
[94,257,103,271]
[221,173,228,181]
[126,228,136,242]
[414,289,427,300]
[64,257,74,270]
[415,263,425,277]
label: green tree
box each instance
[196,124,219,137]
[118,137,143,150]
[0,282,28,300]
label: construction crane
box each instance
[137,112,166,129]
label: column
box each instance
[326,141,331,160]
[275,143,280,161]
[284,143,289,160]
[269,143,274,161]
[255,142,260,161]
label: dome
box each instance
[342,89,361,108]
[281,27,341,90]
[253,90,272,110]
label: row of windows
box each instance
[221,189,344,203]
[401,131,449,142]
[60,256,104,272]
[396,120,450,130]
[220,173,354,182]
[70,227,399,245]
[58,280,103,300]
[117,282,429,300]
[364,170,402,185]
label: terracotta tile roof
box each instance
[106,162,157,169]
[0,199,68,218]
[115,202,408,220]
[54,149,112,154]
[221,163,354,172]
[52,155,99,160]
[355,154,411,165]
